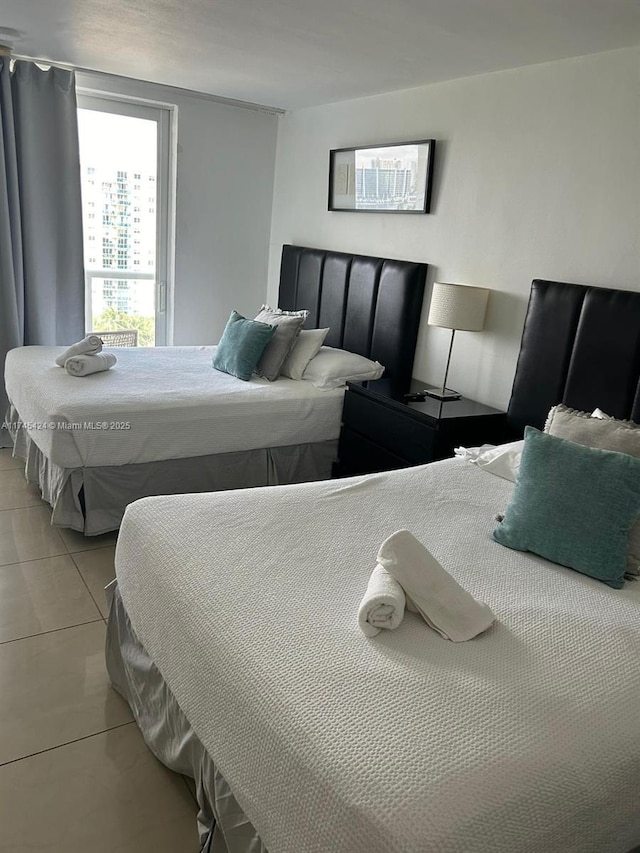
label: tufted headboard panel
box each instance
[507,279,640,435]
[278,244,427,389]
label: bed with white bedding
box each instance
[105,277,640,852]
[110,457,640,853]
[3,245,427,533]
[5,345,343,468]
[4,344,343,533]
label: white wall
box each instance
[268,48,640,410]
[77,72,279,345]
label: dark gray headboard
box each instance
[507,279,640,435]
[278,245,427,389]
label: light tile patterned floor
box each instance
[0,449,199,851]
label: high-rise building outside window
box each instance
[77,95,174,346]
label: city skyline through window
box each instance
[78,108,158,345]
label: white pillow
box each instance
[302,346,384,390]
[280,328,329,380]
[475,440,524,482]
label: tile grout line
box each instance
[0,502,49,513]
[65,546,117,557]
[0,501,69,565]
[0,618,105,646]
[0,551,76,570]
[0,502,51,515]
[67,544,117,556]
[0,540,116,569]
[0,720,136,768]
[0,550,69,568]
[69,551,111,619]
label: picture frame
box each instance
[328,139,435,213]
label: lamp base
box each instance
[423,387,462,402]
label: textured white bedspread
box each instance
[115,459,640,853]
[4,346,342,468]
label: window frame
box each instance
[76,91,177,346]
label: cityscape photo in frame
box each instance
[328,139,435,213]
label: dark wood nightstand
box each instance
[335,378,508,477]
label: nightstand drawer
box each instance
[343,390,435,464]
[338,427,409,476]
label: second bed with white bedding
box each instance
[114,458,640,853]
[5,345,343,468]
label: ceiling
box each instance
[1,0,639,111]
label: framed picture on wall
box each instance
[328,139,435,213]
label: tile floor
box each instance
[0,448,199,852]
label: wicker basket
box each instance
[93,329,139,347]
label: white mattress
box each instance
[115,459,640,853]
[4,346,343,468]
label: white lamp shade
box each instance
[427,282,489,332]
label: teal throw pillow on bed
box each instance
[492,427,640,589]
[212,310,276,381]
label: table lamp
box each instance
[425,282,489,401]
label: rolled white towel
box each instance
[378,530,495,642]
[65,352,117,377]
[357,563,406,637]
[55,335,103,367]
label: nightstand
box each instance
[335,378,508,477]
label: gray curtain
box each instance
[0,58,85,446]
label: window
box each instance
[77,94,174,346]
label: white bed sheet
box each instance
[4,346,343,468]
[115,458,640,853]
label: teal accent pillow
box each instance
[212,311,276,381]
[492,426,640,589]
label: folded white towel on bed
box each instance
[377,529,495,642]
[357,563,406,637]
[55,335,103,367]
[64,351,117,377]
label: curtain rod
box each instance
[10,52,286,116]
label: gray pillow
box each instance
[544,404,640,575]
[545,404,640,455]
[254,306,307,381]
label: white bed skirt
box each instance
[6,405,337,534]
